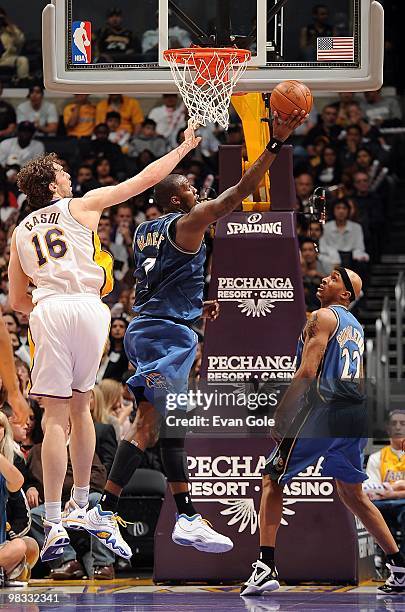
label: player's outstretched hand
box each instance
[183,118,202,150]
[202,300,220,321]
[8,389,30,427]
[272,109,307,142]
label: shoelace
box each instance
[201,518,214,529]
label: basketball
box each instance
[270,80,313,121]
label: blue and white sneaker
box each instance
[172,514,233,553]
[40,520,70,562]
[84,504,132,560]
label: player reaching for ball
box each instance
[66,108,308,559]
[7,120,201,562]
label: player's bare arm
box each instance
[0,454,24,493]
[8,230,33,316]
[0,313,30,425]
[70,119,201,231]
[273,308,337,435]
[174,110,307,252]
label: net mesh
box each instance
[164,48,251,129]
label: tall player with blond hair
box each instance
[7,121,200,562]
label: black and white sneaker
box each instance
[378,563,405,594]
[240,560,280,597]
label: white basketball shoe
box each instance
[240,559,280,596]
[40,520,70,562]
[83,504,132,560]
[172,514,233,553]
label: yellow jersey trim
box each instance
[91,232,114,298]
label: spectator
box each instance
[364,411,405,560]
[303,105,342,154]
[361,89,402,127]
[20,399,43,460]
[106,111,130,152]
[93,157,117,187]
[142,11,191,61]
[0,411,36,587]
[82,123,126,178]
[9,330,30,366]
[72,164,99,196]
[315,145,342,187]
[96,94,143,138]
[0,83,16,140]
[320,199,369,269]
[127,118,167,159]
[90,386,118,475]
[299,4,334,61]
[300,239,327,312]
[137,149,156,172]
[90,385,117,434]
[350,171,384,259]
[102,317,129,382]
[295,172,314,211]
[0,122,44,169]
[148,95,186,149]
[0,7,29,83]
[96,7,141,63]
[98,378,125,441]
[110,287,135,322]
[308,135,328,169]
[0,186,16,224]
[339,124,363,167]
[346,101,384,152]
[145,204,162,221]
[16,85,58,137]
[27,435,115,580]
[97,218,129,283]
[62,94,96,138]
[111,202,134,254]
[331,92,356,127]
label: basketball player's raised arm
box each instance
[174,110,307,252]
[273,308,337,436]
[79,119,201,213]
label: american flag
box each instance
[317,37,354,62]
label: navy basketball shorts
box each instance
[124,316,198,415]
[264,398,368,485]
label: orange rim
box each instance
[163,47,251,65]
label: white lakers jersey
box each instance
[15,198,114,303]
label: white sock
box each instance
[45,501,61,524]
[72,485,90,508]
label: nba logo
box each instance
[72,21,91,64]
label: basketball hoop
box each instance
[163,47,251,129]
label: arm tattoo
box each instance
[306,313,319,339]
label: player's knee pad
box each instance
[160,437,189,483]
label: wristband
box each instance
[266,138,283,155]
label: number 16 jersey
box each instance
[15,198,114,304]
[297,305,365,403]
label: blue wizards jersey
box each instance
[133,213,206,321]
[296,305,365,403]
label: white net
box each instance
[164,48,251,130]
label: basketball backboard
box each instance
[42,0,383,94]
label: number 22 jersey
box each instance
[296,305,365,403]
[15,198,114,303]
